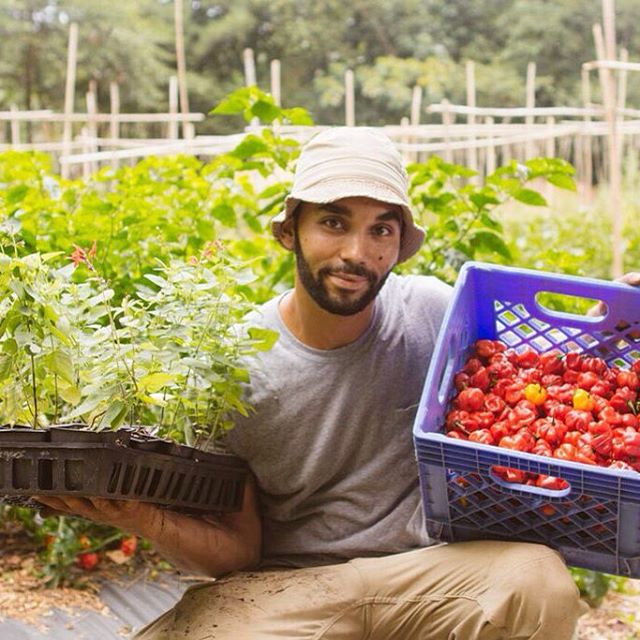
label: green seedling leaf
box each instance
[42,350,74,384]
[0,353,13,381]
[248,327,279,351]
[251,100,281,123]
[211,203,236,227]
[547,174,577,191]
[138,372,176,393]
[97,399,127,430]
[513,188,548,207]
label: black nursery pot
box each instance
[0,425,248,513]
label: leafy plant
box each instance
[401,156,577,284]
[0,233,276,444]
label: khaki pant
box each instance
[135,541,586,639]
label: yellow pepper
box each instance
[524,383,547,405]
[573,388,595,412]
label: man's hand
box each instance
[588,271,640,317]
[617,272,640,287]
[34,495,160,535]
[33,476,262,577]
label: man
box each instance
[39,128,587,639]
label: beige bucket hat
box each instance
[271,127,425,263]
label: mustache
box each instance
[318,261,377,283]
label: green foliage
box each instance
[0,236,273,444]
[401,156,576,283]
[4,0,640,130]
[2,505,120,588]
[571,567,629,608]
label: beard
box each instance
[293,234,391,316]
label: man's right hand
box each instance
[34,475,261,577]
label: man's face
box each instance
[291,196,402,316]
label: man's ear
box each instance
[279,216,295,251]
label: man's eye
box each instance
[374,225,393,237]
[322,218,343,229]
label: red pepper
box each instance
[469,429,495,445]
[484,393,506,414]
[554,443,578,461]
[475,339,500,359]
[457,388,485,412]
[617,370,640,390]
[536,474,569,490]
[469,367,491,391]
[623,432,640,457]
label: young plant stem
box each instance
[30,352,38,427]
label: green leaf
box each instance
[210,89,251,115]
[6,184,29,204]
[513,188,548,207]
[0,353,13,381]
[469,230,512,259]
[97,399,128,430]
[281,107,314,125]
[251,100,281,123]
[230,136,270,160]
[58,383,81,405]
[470,192,501,209]
[138,372,176,393]
[211,203,236,227]
[547,174,577,191]
[145,274,168,288]
[248,327,279,351]
[42,350,74,384]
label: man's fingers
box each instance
[33,495,101,519]
[616,272,640,286]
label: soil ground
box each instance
[1,522,639,638]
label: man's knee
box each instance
[481,544,583,639]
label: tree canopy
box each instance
[1,0,639,131]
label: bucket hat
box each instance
[271,127,425,263]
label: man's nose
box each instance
[338,233,369,264]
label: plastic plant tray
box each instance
[413,261,640,577]
[0,425,248,513]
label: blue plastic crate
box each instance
[413,261,640,576]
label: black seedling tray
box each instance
[0,425,248,513]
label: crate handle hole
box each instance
[489,466,571,498]
[438,334,460,405]
[534,292,608,320]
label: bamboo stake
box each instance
[9,104,20,145]
[409,85,422,161]
[545,116,556,157]
[581,67,594,194]
[485,116,496,174]
[243,48,257,86]
[168,76,179,139]
[597,7,623,278]
[410,85,422,126]
[345,69,355,126]
[174,0,193,139]
[525,62,536,159]
[441,99,453,163]
[400,116,411,162]
[243,48,259,128]
[62,22,78,178]
[545,116,556,202]
[465,61,478,177]
[617,48,628,168]
[270,59,281,106]
[86,81,98,174]
[109,81,120,168]
[109,82,120,141]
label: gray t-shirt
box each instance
[226,272,452,568]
